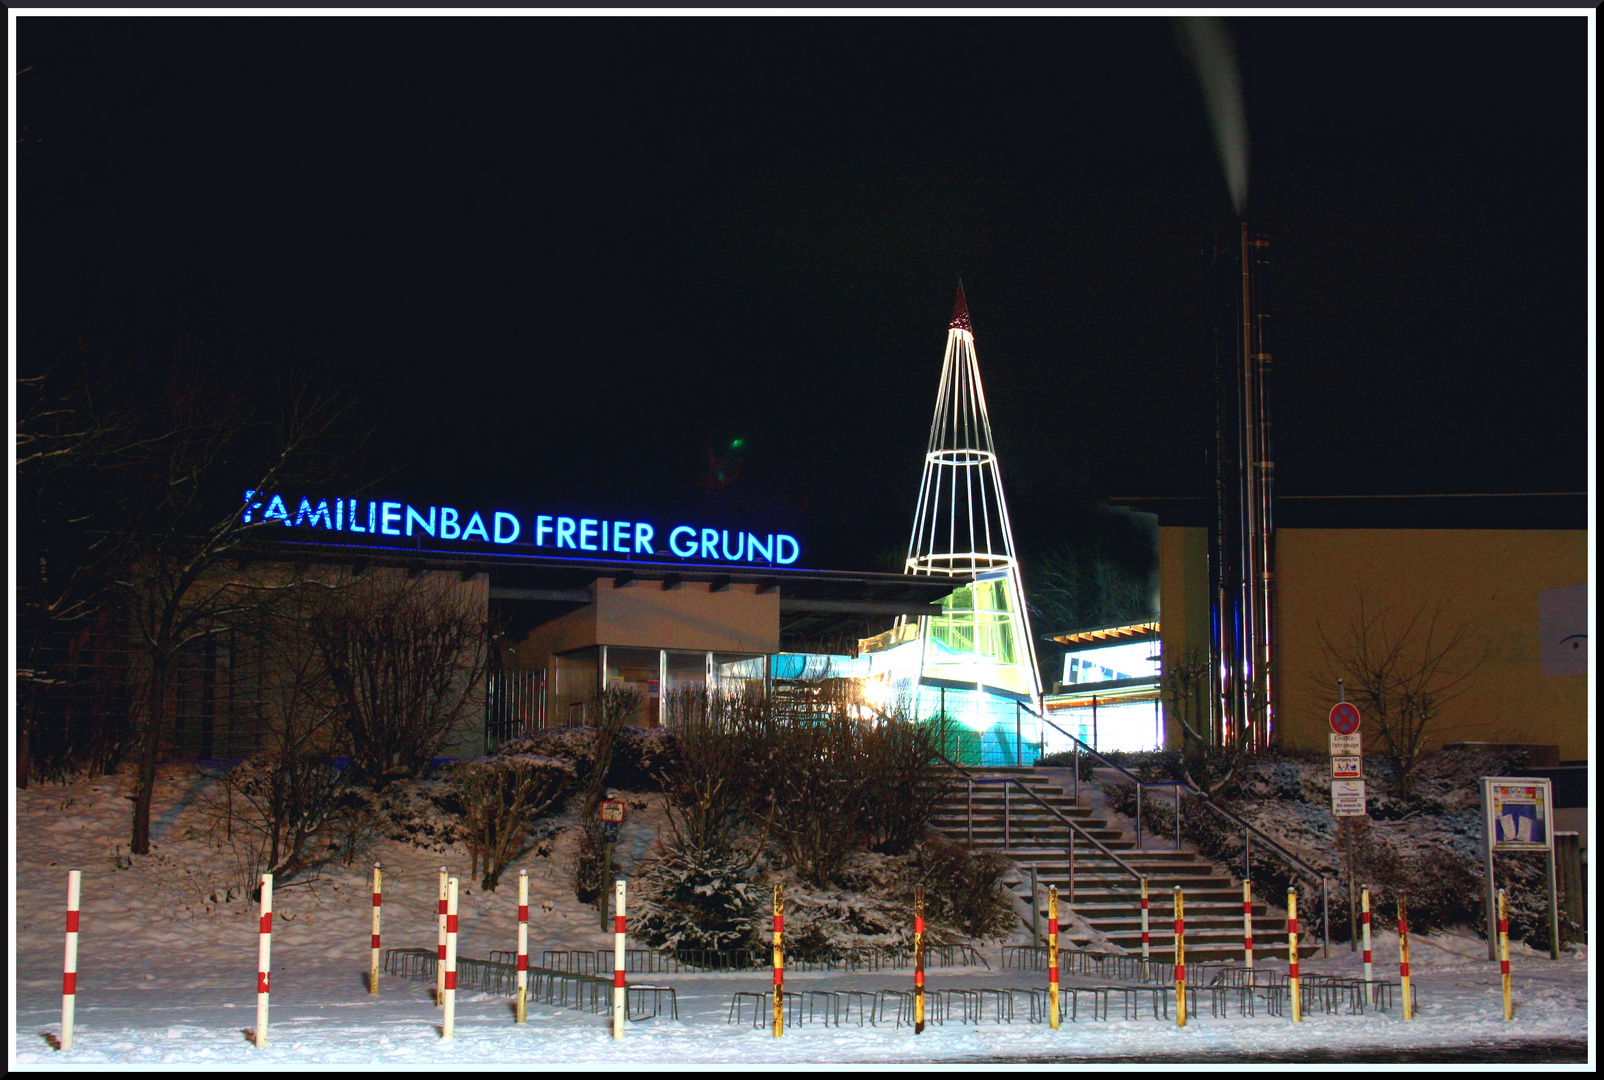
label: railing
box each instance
[1022,702,1330,957]
[940,751,1144,905]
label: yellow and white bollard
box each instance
[442,877,459,1039]
[369,862,382,995]
[1174,887,1186,1028]
[1497,888,1512,1021]
[255,873,273,1048]
[1047,884,1060,1029]
[62,870,81,1052]
[1399,895,1413,1021]
[913,884,926,1034]
[1287,888,1301,1023]
[771,884,785,1038]
[436,867,448,1007]
[516,870,529,1023]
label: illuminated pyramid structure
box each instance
[884,286,1042,759]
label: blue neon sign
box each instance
[242,492,800,566]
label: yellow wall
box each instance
[1273,529,1587,760]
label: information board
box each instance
[1481,778,1553,852]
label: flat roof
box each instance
[240,537,961,648]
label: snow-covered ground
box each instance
[9,766,1594,1067]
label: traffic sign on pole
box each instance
[1329,732,1361,756]
[1331,780,1368,817]
[1329,702,1362,735]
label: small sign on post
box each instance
[1330,756,1364,780]
[1331,780,1368,817]
[1329,732,1362,756]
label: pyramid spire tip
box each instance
[949,282,971,333]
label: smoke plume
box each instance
[1177,16,1249,217]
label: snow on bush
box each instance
[634,841,763,953]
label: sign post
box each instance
[599,800,626,932]
[1329,696,1365,950]
[1480,777,1559,960]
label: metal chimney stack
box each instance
[1210,223,1275,750]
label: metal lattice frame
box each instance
[905,286,1041,699]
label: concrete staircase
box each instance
[931,766,1317,962]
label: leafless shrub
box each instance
[312,573,490,787]
[453,753,573,891]
[1314,588,1488,793]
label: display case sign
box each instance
[1481,779,1553,852]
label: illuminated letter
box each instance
[462,512,490,542]
[439,507,461,540]
[493,512,520,544]
[669,526,697,558]
[242,490,264,524]
[747,532,773,564]
[721,530,744,561]
[337,498,344,530]
[700,528,719,561]
[634,522,655,555]
[406,505,437,537]
[578,519,599,551]
[612,521,632,553]
[368,502,377,533]
[556,517,577,548]
[380,502,403,536]
[263,494,290,525]
[295,497,334,529]
[536,515,554,547]
[776,534,800,565]
[348,499,366,532]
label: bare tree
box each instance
[1315,588,1488,793]
[206,583,351,889]
[311,572,492,787]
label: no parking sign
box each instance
[1329,701,1361,735]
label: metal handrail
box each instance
[1025,703,1182,849]
[937,751,1145,904]
[1022,701,1330,956]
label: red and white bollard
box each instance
[1243,879,1255,969]
[1361,885,1373,1007]
[435,867,448,1007]
[61,869,81,1051]
[255,872,273,1048]
[442,877,459,1039]
[369,862,382,995]
[612,879,627,1040]
[1287,888,1301,1023]
[1139,877,1150,960]
[516,869,529,1024]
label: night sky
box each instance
[16,15,1592,572]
